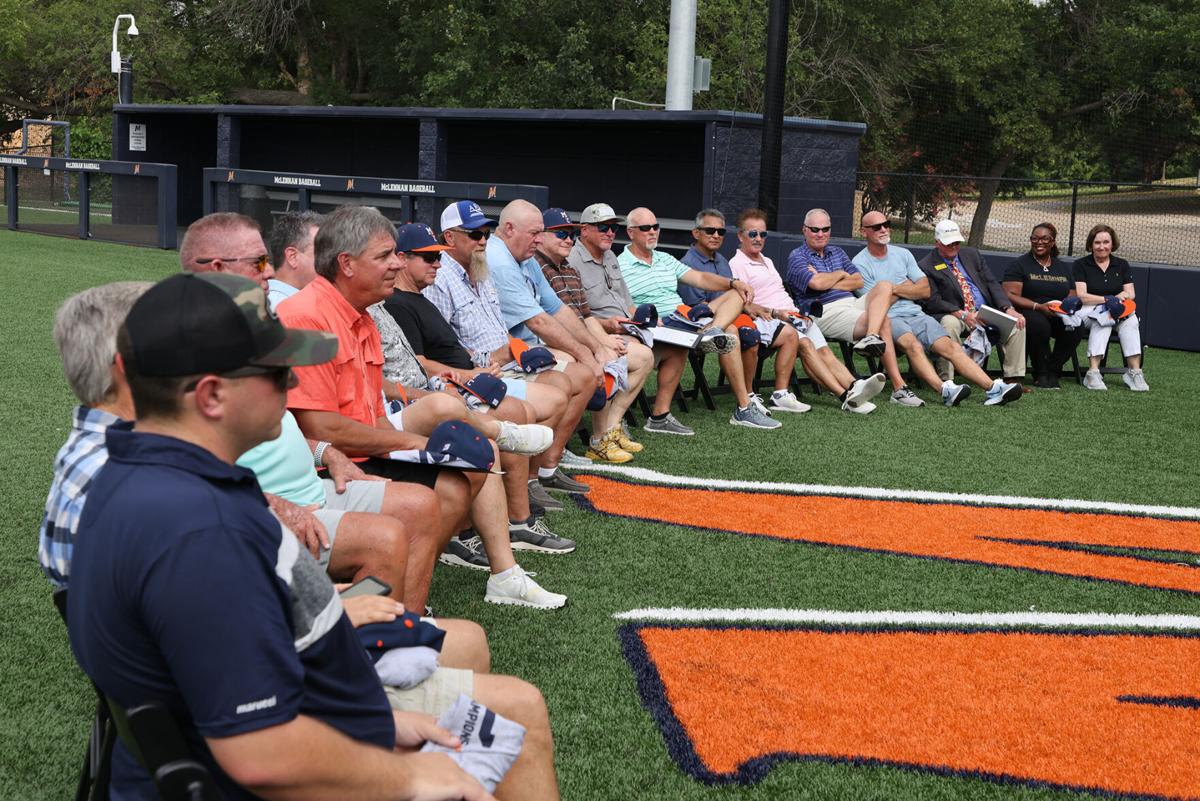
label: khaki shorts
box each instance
[384,666,475,715]
[816,296,867,342]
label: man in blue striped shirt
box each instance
[39,282,150,587]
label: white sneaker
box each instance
[1083,369,1107,391]
[1123,368,1149,392]
[846,373,886,406]
[769,390,811,413]
[940,381,971,407]
[485,565,567,609]
[843,400,876,415]
[495,421,554,455]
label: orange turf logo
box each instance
[581,476,1200,595]
[620,623,1200,798]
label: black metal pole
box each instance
[119,57,134,105]
[1066,181,1079,256]
[757,0,790,225]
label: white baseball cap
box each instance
[934,219,966,245]
[579,203,626,225]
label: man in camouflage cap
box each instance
[68,272,492,801]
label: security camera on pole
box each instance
[111,14,139,104]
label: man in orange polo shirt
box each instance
[278,205,568,609]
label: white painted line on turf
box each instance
[575,463,1200,520]
[613,608,1200,631]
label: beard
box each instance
[469,249,490,282]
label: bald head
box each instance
[625,207,660,256]
[180,213,273,291]
[497,199,544,261]
[626,207,653,227]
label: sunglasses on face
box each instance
[184,365,294,393]
[458,228,490,241]
[632,224,660,232]
[697,227,725,236]
[407,252,442,264]
[865,220,892,231]
[592,223,618,234]
[744,230,767,239]
[551,229,575,240]
[806,226,831,234]
[195,254,271,273]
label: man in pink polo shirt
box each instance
[728,208,886,415]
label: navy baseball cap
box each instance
[396,223,451,253]
[440,201,496,232]
[509,338,556,373]
[450,373,507,409]
[737,325,759,351]
[426,420,496,472]
[542,208,579,230]
[632,303,658,327]
[686,302,714,322]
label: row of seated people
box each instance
[38,196,1147,801]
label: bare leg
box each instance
[930,337,993,389]
[856,314,905,391]
[798,342,847,394]
[472,674,559,801]
[531,366,589,470]
[705,289,746,329]
[651,345,687,415]
[718,334,752,407]
[378,482,444,611]
[326,512,409,605]
[772,326,800,392]
[861,280,896,335]
[431,618,490,673]
[899,333,946,391]
[741,344,759,389]
[493,396,531,522]
[604,339,652,427]
[820,347,857,392]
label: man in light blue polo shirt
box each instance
[488,199,601,491]
[617,206,779,430]
[853,210,1023,408]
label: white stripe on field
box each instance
[613,608,1200,631]
[575,463,1200,519]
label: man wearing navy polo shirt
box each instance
[68,272,491,801]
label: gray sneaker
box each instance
[853,333,887,358]
[509,516,576,554]
[1123,368,1149,392]
[1083,369,1107,390]
[438,533,489,571]
[644,413,694,436]
[697,328,736,354]
[557,449,593,468]
[890,385,926,407]
[528,480,564,511]
[540,468,590,494]
[731,403,782,429]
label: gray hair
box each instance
[179,212,260,271]
[694,208,725,227]
[314,205,396,280]
[54,281,152,405]
[804,208,831,227]
[269,210,325,269]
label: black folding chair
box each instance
[53,588,113,801]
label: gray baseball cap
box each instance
[579,203,626,225]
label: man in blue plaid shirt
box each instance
[39,282,150,587]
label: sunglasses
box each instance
[744,230,767,239]
[592,223,618,234]
[195,254,271,273]
[865,220,892,231]
[632,224,660,232]
[407,251,442,264]
[806,226,831,234]
[550,229,576,240]
[456,228,490,241]
[184,365,294,393]
[697,227,725,236]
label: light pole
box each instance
[110,14,139,74]
[111,14,138,104]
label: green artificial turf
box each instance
[2,227,1196,800]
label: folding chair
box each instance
[107,701,220,801]
[53,588,113,801]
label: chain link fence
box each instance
[855,172,1200,267]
